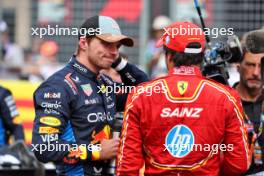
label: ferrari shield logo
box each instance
[177,81,188,95]
[81,84,93,96]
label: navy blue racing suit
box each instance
[0,86,24,146]
[31,56,148,175]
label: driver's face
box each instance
[239,52,264,90]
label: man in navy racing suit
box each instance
[31,15,148,176]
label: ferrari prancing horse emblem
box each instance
[177,81,188,95]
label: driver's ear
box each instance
[237,63,241,73]
[79,37,88,50]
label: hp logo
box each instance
[165,125,194,158]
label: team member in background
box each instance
[0,85,24,146]
[234,29,264,175]
[145,15,171,79]
[32,15,148,176]
[117,21,250,176]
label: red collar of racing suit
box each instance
[168,66,202,77]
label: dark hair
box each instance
[164,46,204,67]
[239,45,249,63]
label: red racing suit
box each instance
[117,66,251,176]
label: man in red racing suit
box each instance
[116,22,251,176]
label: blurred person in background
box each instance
[22,40,62,82]
[227,33,250,86]
[145,15,171,79]
[233,29,264,175]
[0,21,24,76]
[0,22,25,143]
[0,85,24,147]
[38,40,62,79]
[32,15,148,176]
[117,21,250,176]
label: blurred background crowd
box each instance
[0,0,263,82]
[0,0,263,175]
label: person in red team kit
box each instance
[116,22,251,176]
